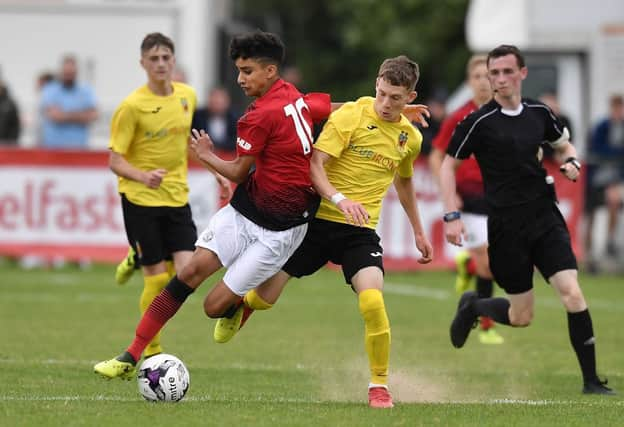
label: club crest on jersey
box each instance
[398,131,408,148]
[180,98,189,113]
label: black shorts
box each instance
[487,199,577,295]
[121,194,197,266]
[282,218,384,284]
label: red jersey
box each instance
[230,79,331,231]
[432,100,484,198]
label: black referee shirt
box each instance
[447,98,566,211]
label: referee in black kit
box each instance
[439,44,615,395]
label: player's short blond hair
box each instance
[378,55,419,91]
[466,54,487,75]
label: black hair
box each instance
[229,31,285,66]
[487,44,525,68]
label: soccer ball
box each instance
[137,353,190,402]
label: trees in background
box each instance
[232,0,470,101]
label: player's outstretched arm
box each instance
[402,104,430,127]
[393,175,433,264]
[329,103,429,128]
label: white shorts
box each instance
[195,204,308,296]
[462,212,488,249]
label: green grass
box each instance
[1,263,623,426]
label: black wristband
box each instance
[564,157,581,171]
[443,211,461,222]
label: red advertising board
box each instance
[0,148,584,268]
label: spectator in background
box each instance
[415,94,446,156]
[172,66,187,83]
[585,94,624,263]
[0,67,20,144]
[40,55,98,148]
[538,92,574,161]
[37,71,55,91]
[191,87,239,152]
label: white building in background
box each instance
[0,0,231,149]
[466,0,624,156]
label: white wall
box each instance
[0,0,229,149]
[466,0,624,152]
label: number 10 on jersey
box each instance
[284,98,313,154]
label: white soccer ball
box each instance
[137,353,190,402]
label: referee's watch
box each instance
[443,211,461,222]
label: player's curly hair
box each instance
[378,55,419,91]
[141,32,175,55]
[229,31,285,66]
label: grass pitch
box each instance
[1,263,622,426]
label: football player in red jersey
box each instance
[94,31,333,378]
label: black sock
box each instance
[568,309,598,383]
[117,351,137,365]
[473,298,511,325]
[222,298,244,318]
[476,277,493,299]
[165,276,195,303]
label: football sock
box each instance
[235,289,272,330]
[222,298,244,318]
[473,298,511,325]
[568,309,598,382]
[466,258,477,276]
[165,260,176,279]
[127,276,194,362]
[244,289,272,310]
[476,276,493,298]
[480,316,494,331]
[359,289,391,386]
[117,351,137,365]
[141,272,170,357]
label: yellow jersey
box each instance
[314,96,422,228]
[109,82,197,207]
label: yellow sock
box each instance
[141,272,170,357]
[358,288,391,386]
[244,289,273,310]
[165,260,176,279]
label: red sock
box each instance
[480,316,494,331]
[127,289,183,361]
[466,258,477,276]
[239,306,255,330]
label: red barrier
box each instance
[0,148,584,267]
[377,157,585,270]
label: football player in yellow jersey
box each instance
[106,32,227,359]
[214,55,433,408]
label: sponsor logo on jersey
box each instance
[180,98,189,113]
[370,252,382,257]
[237,137,251,150]
[367,124,378,130]
[347,143,398,172]
[151,107,162,114]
